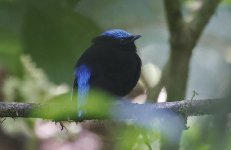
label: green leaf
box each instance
[31,90,113,120]
[223,0,231,4]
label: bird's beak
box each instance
[131,35,141,41]
[120,34,142,44]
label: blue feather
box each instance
[101,29,133,39]
[75,64,91,118]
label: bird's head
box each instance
[92,29,141,45]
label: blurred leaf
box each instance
[3,55,69,102]
[0,1,25,75]
[114,125,140,150]
[32,90,113,120]
[0,1,25,32]
[65,0,81,7]
[0,28,22,75]
[223,0,231,4]
[22,2,101,84]
[113,125,159,150]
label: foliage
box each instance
[0,0,101,84]
[3,55,68,102]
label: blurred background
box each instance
[0,0,231,150]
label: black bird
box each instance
[74,29,141,116]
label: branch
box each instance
[163,0,184,36]
[155,0,222,102]
[0,99,230,121]
[188,0,222,45]
[159,1,222,149]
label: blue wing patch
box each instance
[75,64,91,118]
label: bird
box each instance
[73,29,142,117]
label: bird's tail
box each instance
[68,78,76,120]
[70,78,76,102]
[75,65,91,118]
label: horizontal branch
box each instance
[0,98,230,121]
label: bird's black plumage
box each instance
[74,29,141,97]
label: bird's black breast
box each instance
[75,44,141,96]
